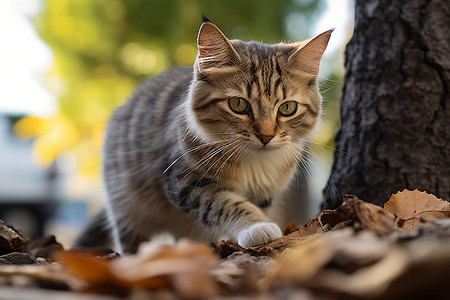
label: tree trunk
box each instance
[323,0,450,209]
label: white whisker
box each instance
[183,140,240,178]
[163,138,234,173]
[197,140,241,182]
[232,142,248,180]
[212,141,246,182]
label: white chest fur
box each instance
[231,149,295,202]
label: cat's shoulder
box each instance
[141,66,193,88]
[110,66,193,121]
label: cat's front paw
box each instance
[236,222,282,248]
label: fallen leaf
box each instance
[56,252,125,291]
[0,252,34,265]
[210,240,244,258]
[282,221,298,235]
[27,235,64,261]
[57,240,221,298]
[243,209,349,257]
[0,263,85,291]
[212,251,273,294]
[338,195,397,235]
[266,229,402,296]
[0,220,27,255]
[391,219,450,242]
[211,197,383,258]
[384,189,450,230]
[266,227,450,299]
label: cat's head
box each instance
[187,20,332,153]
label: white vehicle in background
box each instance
[0,113,61,238]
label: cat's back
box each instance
[103,66,193,179]
[109,66,193,124]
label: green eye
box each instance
[278,101,297,117]
[228,97,249,114]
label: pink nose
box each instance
[257,134,274,145]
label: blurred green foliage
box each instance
[28,0,342,178]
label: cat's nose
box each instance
[257,134,274,145]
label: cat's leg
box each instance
[173,184,282,247]
[107,217,149,254]
[103,201,125,253]
[72,208,113,248]
[73,203,147,254]
[117,228,148,253]
[269,166,312,228]
[104,200,149,254]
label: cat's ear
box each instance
[288,29,333,76]
[196,21,240,72]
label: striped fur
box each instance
[74,21,332,253]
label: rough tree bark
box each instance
[323,0,450,209]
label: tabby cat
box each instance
[74,19,332,254]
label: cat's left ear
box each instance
[288,29,333,76]
[196,21,240,73]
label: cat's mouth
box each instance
[248,142,280,152]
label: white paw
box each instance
[236,222,283,248]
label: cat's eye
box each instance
[228,97,250,114]
[278,101,298,117]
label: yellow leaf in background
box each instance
[12,116,46,140]
[91,121,105,150]
[384,189,450,231]
[32,115,79,167]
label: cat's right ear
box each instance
[196,21,240,73]
[288,29,333,76]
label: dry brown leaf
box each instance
[243,209,350,257]
[384,189,450,230]
[55,252,126,288]
[0,263,86,291]
[0,220,27,255]
[282,221,298,235]
[337,195,398,236]
[57,240,220,298]
[212,202,353,258]
[266,229,402,296]
[212,197,400,258]
[267,228,450,299]
[246,197,396,256]
[212,251,274,294]
[27,235,64,261]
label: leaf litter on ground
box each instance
[0,189,449,299]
